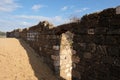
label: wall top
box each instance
[116,5,120,14]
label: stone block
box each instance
[53,61,60,66]
[107,29,120,34]
[54,66,60,74]
[95,27,108,34]
[72,63,76,69]
[105,35,120,45]
[72,70,81,79]
[88,28,95,35]
[107,46,120,57]
[65,68,70,73]
[116,6,120,14]
[74,35,94,43]
[39,47,42,51]
[83,52,92,59]
[72,49,76,55]
[51,55,60,60]
[94,35,106,44]
[86,43,96,52]
[60,55,66,60]
[72,56,80,63]
[53,45,60,50]
[67,73,71,77]
[66,64,71,68]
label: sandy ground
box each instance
[0,38,57,80]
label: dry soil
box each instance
[0,38,57,80]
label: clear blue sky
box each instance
[0,0,120,32]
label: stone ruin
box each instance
[7,6,120,80]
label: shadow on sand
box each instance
[18,39,57,80]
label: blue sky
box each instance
[0,0,120,32]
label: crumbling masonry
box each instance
[7,6,120,80]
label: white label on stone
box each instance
[116,6,120,14]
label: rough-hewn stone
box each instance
[7,6,120,80]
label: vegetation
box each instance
[69,16,80,22]
[0,31,6,37]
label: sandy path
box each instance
[0,38,57,80]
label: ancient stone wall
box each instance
[20,21,62,74]
[71,7,120,80]
[6,6,120,80]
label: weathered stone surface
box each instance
[60,55,66,60]
[7,6,120,80]
[53,45,60,50]
[60,31,74,80]
[72,56,80,63]
[53,61,60,66]
[72,49,76,55]
[88,28,94,34]
[116,6,120,14]
[83,52,92,59]
[51,55,59,60]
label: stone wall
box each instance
[7,29,22,38]
[6,6,120,80]
[59,31,74,80]
[71,7,120,80]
